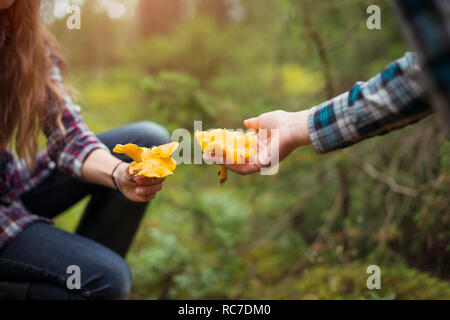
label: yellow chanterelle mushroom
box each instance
[113,142,179,178]
[195,129,256,184]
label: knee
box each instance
[131,121,170,147]
[101,258,132,300]
[86,257,132,300]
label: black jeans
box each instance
[0,121,170,300]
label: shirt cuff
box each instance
[307,91,355,153]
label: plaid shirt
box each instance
[0,32,108,250]
[308,0,450,153]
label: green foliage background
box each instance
[48,0,449,299]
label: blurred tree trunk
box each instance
[138,0,182,35]
[199,0,229,24]
[299,0,334,99]
[299,0,351,247]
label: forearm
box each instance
[81,148,165,202]
[81,149,122,189]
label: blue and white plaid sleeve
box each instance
[307,52,432,153]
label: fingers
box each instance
[136,183,162,197]
[244,117,259,130]
[141,193,156,201]
[135,176,165,186]
[224,163,260,175]
[132,193,156,202]
[122,172,165,202]
[203,153,261,175]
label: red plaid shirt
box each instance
[0,28,108,251]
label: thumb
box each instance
[244,117,260,130]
